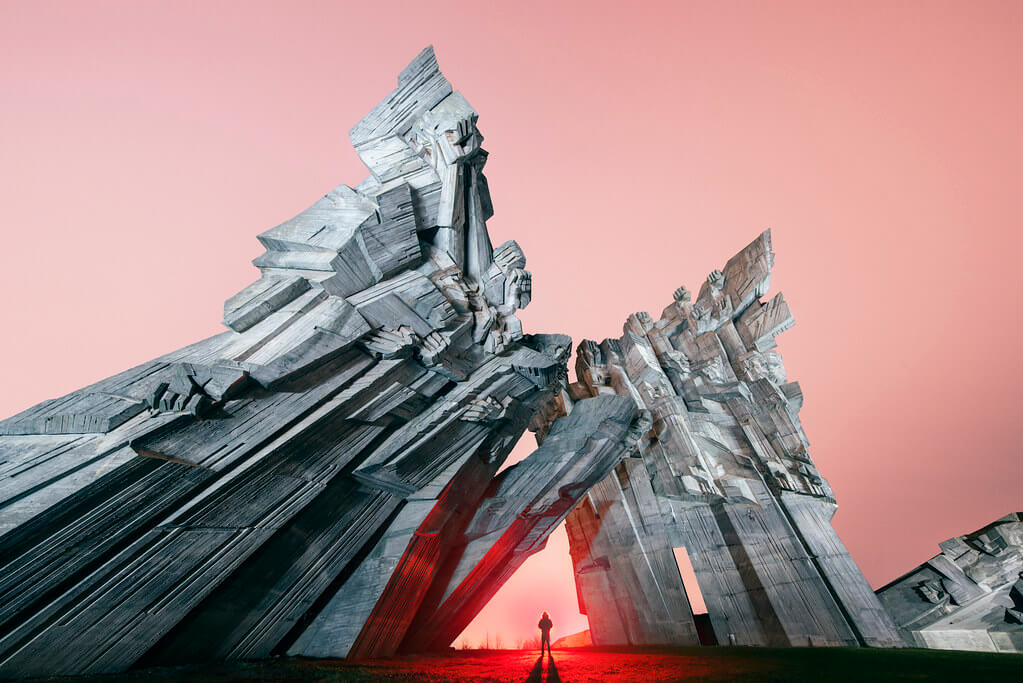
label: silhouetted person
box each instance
[538,611,553,656]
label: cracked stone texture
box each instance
[562,231,905,649]
[876,512,1023,653]
[0,47,644,678]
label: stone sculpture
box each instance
[0,44,918,680]
[0,47,644,677]
[876,512,1023,653]
[562,232,906,648]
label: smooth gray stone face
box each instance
[876,512,1023,653]
[562,232,906,650]
[0,46,646,678]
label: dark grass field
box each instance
[18,646,1023,682]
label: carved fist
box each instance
[673,286,692,303]
[462,395,507,423]
[362,325,419,360]
[492,240,527,273]
[504,268,532,311]
[148,363,249,417]
[419,331,450,366]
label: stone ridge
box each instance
[0,47,644,677]
[562,231,907,649]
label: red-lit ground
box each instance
[335,649,769,682]
[25,646,1023,682]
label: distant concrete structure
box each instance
[876,513,1023,653]
[563,232,905,649]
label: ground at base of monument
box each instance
[16,646,1023,682]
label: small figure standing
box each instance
[538,611,553,656]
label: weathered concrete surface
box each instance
[876,512,1023,653]
[563,232,905,649]
[0,47,643,678]
[0,42,930,681]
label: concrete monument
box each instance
[0,47,644,677]
[0,45,919,680]
[562,232,905,648]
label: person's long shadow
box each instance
[524,655,543,683]
[523,654,563,683]
[547,655,562,683]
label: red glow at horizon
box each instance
[1,0,1020,651]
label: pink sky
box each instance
[1,1,1021,648]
